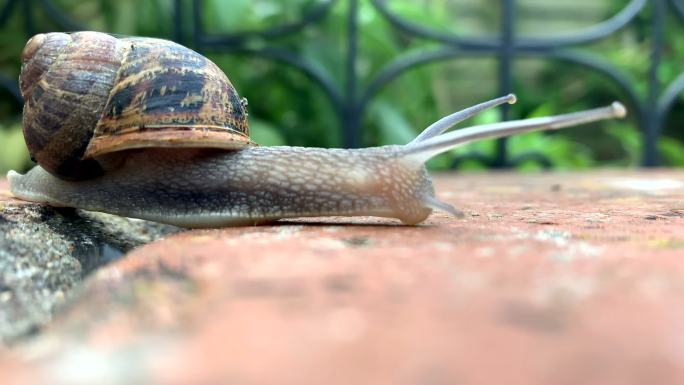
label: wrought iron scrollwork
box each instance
[0,0,681,168]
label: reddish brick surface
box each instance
[1,170,684,385]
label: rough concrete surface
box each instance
[0,180,179,342]
[0,170,683,385]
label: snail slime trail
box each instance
[8,31,627,227]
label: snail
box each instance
[7,31,626,228]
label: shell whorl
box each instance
[21,32,123,180]
[20,31,252,180]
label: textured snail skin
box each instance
[8,147,436,227]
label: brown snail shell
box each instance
[20,31,253,180]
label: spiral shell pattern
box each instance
[19,31,251,180]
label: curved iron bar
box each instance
[360,47,465,109]
[539,50,643,120]
[359,48,640,123]
[369,0,644,51]
[516,0,646,50]
[368,0,645,168]
[657,72,684,121]
[204,46,344,116]
[495,0,515,167]
[190,0,344,138]
[193,0,337,46]
[3,0,680,167]
[671,0,684,21]
[370,0,498,50]
[35,0,85,31]
[636,0,666,167]
[0,0,17,27]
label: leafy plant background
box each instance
[0,0,682,174]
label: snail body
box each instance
[10,146,434,227]
[8,32,627,227]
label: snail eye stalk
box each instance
[403,101,627,166]
[409,93,517,145]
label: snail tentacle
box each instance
[409,93,517,145]
[402,102,627,165]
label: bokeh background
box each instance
[0,0,683,174]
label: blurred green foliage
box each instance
[0,0,683,175]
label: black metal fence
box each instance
[1,0,682,167]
